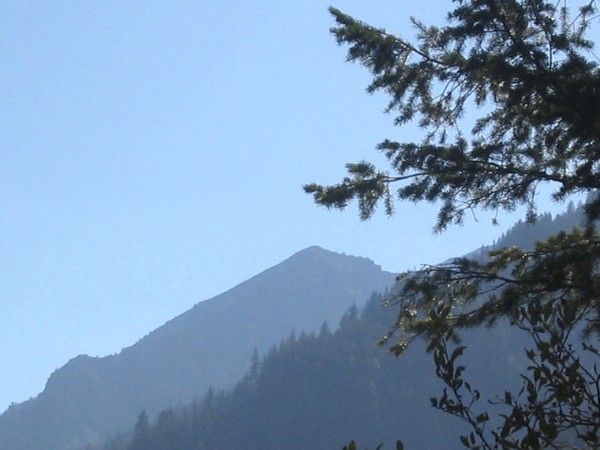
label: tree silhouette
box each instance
[307,1,600,448]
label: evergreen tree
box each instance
[306,1,600,448]
[127,411,150,450]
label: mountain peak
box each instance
[284,246,382,271]
[295,244,325,254]
[0,247,395,450]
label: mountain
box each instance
[0,246,395,450]
[89,203,590,450]
[89,292,528,450]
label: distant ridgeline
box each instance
[493,200,585,250]
[464,199,585,261]
[0,246,395,450]
[83,202,588,450]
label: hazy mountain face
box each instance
[0,246,395,450]
[1,205,585,450]
[96,293,528,450]
[90,205,590,450]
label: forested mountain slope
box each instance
[0,246,394,450]
[90,204,588,450]
[91,293,529,450]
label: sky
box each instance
[0,1,584,413]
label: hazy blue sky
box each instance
[0,1,579,412]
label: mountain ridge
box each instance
[0,246,395,450]
[89,204,591,450]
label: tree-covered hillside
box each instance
[90,290,538,450]
[89,293,451,450]
[90,203,590,450]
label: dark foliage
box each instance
[306,1,600,448]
